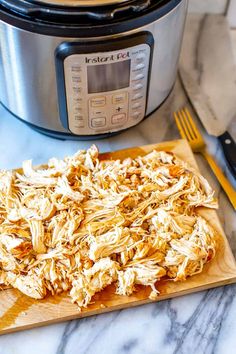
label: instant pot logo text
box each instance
[85,52,130,64]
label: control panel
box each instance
[56,34,153,135]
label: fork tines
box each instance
[174,108,203,144]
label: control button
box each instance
[74,105,82,113]
[112,113,126,125]
[73,97,82,104]
[132,102,142,109]
[139,48,147,52]
[73,87,82,94]
[112,93,127,104]
[133,63,145,71]
[74,115,84,128]
[132,111,142,120]
[132,49,147,57]
[136,53,146,61]
[72,76,81,83]
[74,122,85,128]
[133,83,143,91]
[74,115,83,121]
[74,116,84,128]
[71,66,82,73]
[133,73,145,81]
[90,96,106,107]
[91,117,106,128]
[132,93,143,101]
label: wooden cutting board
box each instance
[1,139,236,335]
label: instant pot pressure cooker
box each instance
[0,0,188,139]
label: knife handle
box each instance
[201,150,236,210]
[218,132,236,179]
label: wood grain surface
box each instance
[1,139,236,335]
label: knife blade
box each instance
[179,67,236,178]
[179,68,225,136]
[197,15,236,132]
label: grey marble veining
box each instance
[0,14,236,354]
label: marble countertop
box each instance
[0,14,236,354]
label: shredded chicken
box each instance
[0,145,218,309]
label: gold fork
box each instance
[174,107,236,210]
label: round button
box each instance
[132,102,142,109]
[133,73,145,81]
[136,53,146,61]
[132,93,143,101]
[132,111,142,120]
[133,83,143,91]
[135,63,145,70]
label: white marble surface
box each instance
[231,30,236,58]
[188,0,228,14]
[0,14,236,354]
[227,0,236,27]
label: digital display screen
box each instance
[87,60,131,94]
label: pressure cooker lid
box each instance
[0,0,154,22]
[0,0,181,37]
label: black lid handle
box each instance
[218,131,236,179]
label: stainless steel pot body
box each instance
[0,0,188,138]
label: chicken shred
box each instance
[0,145,218,309]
